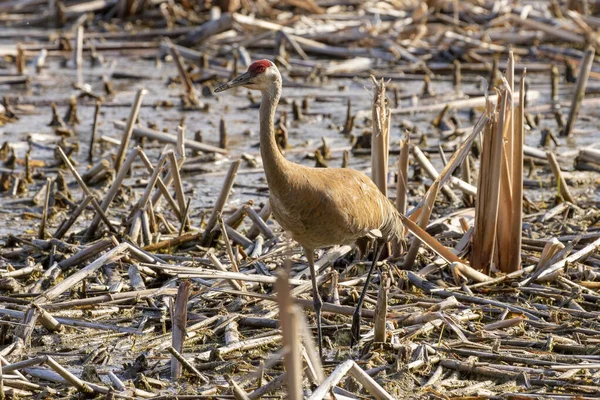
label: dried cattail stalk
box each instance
[471,97,503,274]
[371,76,390,197]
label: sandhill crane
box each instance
[215,60,405,356]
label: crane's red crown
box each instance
[249,59,273,76]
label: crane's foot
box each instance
[351,306,362,347]
[313,292,324,359]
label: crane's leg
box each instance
[351,240,384,347]
[305,248,324,358]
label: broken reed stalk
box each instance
[245,205,275,239]
[138,148,182,219]
[471,98,503,274]
[275,263,302,400]
[404,181,440,269]
[373,271,388,343]
[408,112,487,219]
[308,359,393,400]
[167,152,187,224]
[46,356,93,394]
[113,120,227,154]
[371,76,390,196]
[508,73,526,273]
[393,138,409,257]
[35,241,125,304]
[546,151,576,204]
[217,213,245,290]
[247,202,271,240]
[56,147,117,234]
[130,152,169,244]
[412,146,459,203]
[88,100,101,163]
[168,40,199,105]
[562,46,595,137]
[208,253,244,291]
[227,374,251,399]
[495,77,515,274]
[114,88,147,173]
[54,194,93,239]
[167,346,209,384]
[201,159,242,246]
[171,280,191,380]
[86,147,140,238]
[38,177,51,240]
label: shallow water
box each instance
[1,54,599,237]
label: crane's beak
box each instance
[214,71,253,93]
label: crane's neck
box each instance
[259,82,289,186]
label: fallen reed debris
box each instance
[1,1,600,399]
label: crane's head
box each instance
[214,59,280,93]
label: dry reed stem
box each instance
[371,76,390,196]
[452,262,492,283]
[138,149,182,219]
[308,359,393,400]
[398,214,461,264]
[546,151,576,204]
[54,195,93,239]
[113,120,227,155]
[413,146,459,203]
[533,236,600,283]
[563,46,595,137]
[535,238,565,273]
[404,181,440,269]
[507,73,526,273]
[201,159,242,246]
[88,100,101,163]
[227,374,251,400]
[86,147,140,237]
[56,147,118,234]
[114,88,146,172]
[245,205,275,239]
[373,271,389,343]
[130,153,169,243]
[393,137,410,257]
[471,97,503,274]
[35,242,127,304]
[208,253,244,291]
[46,356,93,394]
[73,25,83,85]
[218,213,245,290]
[168,40,199,105]
[247,202,272,240]
[275,263,303,400]
[409,112,487,218]
[171,280,191,380]
[307,359,353,400]
[496,78,515,273]
[298,310,323,384]
[167,346,209,384]
[38,177,51,240]
[167,152,187,223]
